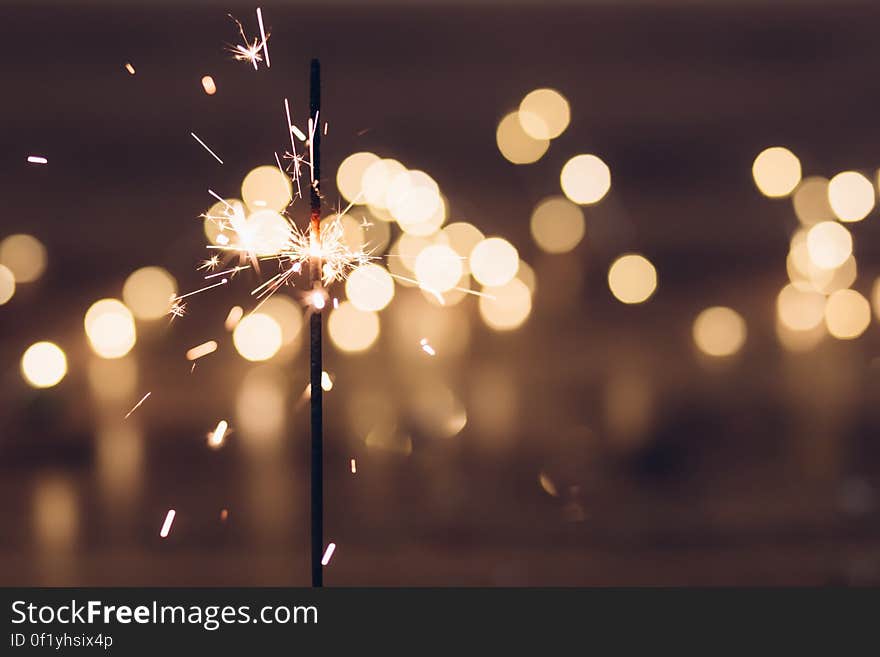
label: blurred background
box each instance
[3,0,880,586]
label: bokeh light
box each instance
[362,158,406,209]
[346,263,395,311]
[387,169,443,231]
[518,88,570,139]
[21,341,67,388]
[824,289,870,340]
[233,313,283,361]
[442,222,484,273]
[469,237,519,287]
[0,234,47,283]
[416,244,463,292]
[203,198,244,245]
[792,176,833,225]
[243,209,289,256]
[259,295,303,347]
[0,264,14,304]
[328,301,380,353]
[84,299,137,359]
[478,278,532,331]
[496,111,549,164]
[751,147,801,198]
[693,307,746,357]
[607,254,657,304]
[806,221,852,270]
[828,170,874,222]
[776,284,825,331]
[122,266,177,320]
[201,75,216,95]
[336,151,380,204]
[560,154,611,205]
[529,196,585,253]
[241,165,292,212]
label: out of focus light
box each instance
[693,306,746,357]
[236,365,286,446]
[203,198,243,245]
[233,313,283,361]
[607,254,657,304]
[84,299,137,359]
[0,234,47,283]
[752,147,801,198]
[21,341,67,388]
[87,356,138,402]
[828,171,874,222]
[346,263,394,311]
[560,154,610,205]
[336,152,379,204]
[408,382,467,438]
[225,305,244,331]
[201,75,217,95]
[0,264,14,304]
[241,165,292,212]
[478,278,532,331]
[530,196,585,253]
[777,284,825,331]
[812,255,857,295]
[362,158,405,209]
[186,340,218,361]
[517,260,537,295]
[387,170,442,230]
[159,509,176,538]
[416,244,463,292]
[518,88,570,140]
[33,475,77,551]
[777,318,826,352]
[442,222,484,272]
[259,295,303,347]
[321,371,333,391]
[496,112,549,164]
[806,221,852,270]
[328,301,380,353]
[122,266,177,320]
[792,176,833,225]
[470,237,519,287]
[208,420,228,449]
[824,289,870,339]
[244,209,289,256]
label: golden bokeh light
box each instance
[607,254,657,304]
[824,289,870,340]
[828,170,874,222]
[409,382,467,438]
[529,196,585,253]
[479,278,532,331]
[469,237,519,287]
[21,341,67,388]
[517,259,537,295]
[84,299,137,359]
[496,111,549,164]
[336,151,379,204]
[693,307,746,357]
[259,295,303,347]
[776,318,826,353]
[792,176,833,225]
[751,146,801,198]
[387,169,442,230]
[201,75,217,95]
[776,284,825,331]
[518,88,570,140]
[346,263,395,311]
[233,313,283,361]
[811,255,857,295]
[442,222,484,272]
[362,158,406,209]
[560,154,611,205]
[328,301,380,353]
[806,221,852,270]
[416,244,464,292]
[322,213,365,252]
[203,198,244,245]
[0,264,14,304]
[241,165,292,212]
[122,266,177,320]
[243,209,289,256]
[398,193,447,237]
[0,233,47,283]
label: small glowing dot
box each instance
[241,165,292,213]
[479,278,532,331]
[186,340,218,361]
[123,266,177,321]
[693,307,746,357]
[792,176,833,225]
[21,341,67,388]
[415,244,463,292]
[328,301,380,353]
[824,289,870,340]
[0,264,15,304]
[496,111,549,164]
[470,237,519,287]
[346,264,395,312]
[124,62,135,75]
[518,88,570,140]
[828,171,875,222]
[560,154,611,205]
[311,292,326,310]
[336,152,380,204]
[321,371,333,391]
[806,221,852,270]
[752,147,801,198]
[530,196,585,253]
[607,254,657,304]
[201,75,217,95]
[84,299,137,359]
[0,234,47,283]
[232,313,283,361]
[776,284,825,331]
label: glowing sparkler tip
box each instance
[311,291,326,310]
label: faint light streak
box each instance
[201,75,217,95]
[321,542,336,566]
[124,62,135,75]
[208,419,229,448]
[191,132,224,164]
[256,7,270,68]
[186,340,218,361]
[350,458,357,474]
[159,509,176,538]
[27,155,48,165]
[225,306,244,331]
[420,337,436,356]
[124,391,151,420]
[323,122,328,136]
[539,471,559,497]
[171,278,228,304]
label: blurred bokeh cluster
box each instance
[4,1,880,585]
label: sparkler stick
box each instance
[309,58,324,588]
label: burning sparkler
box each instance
[227,12,269,71]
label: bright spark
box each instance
[186,340,218,361]
[124,391,152,419]
[256,7,270,68]
[27,156,47,165]
[350,458,357,474]
[225,306,244,331]
[321,542,336,566]
[159,509,176,538]
[190,132,224,164]
[124,62,135,75]
[420,338,436,357]
[198,255,221,272]
[208,419,228,448]
[227,14,269,70]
